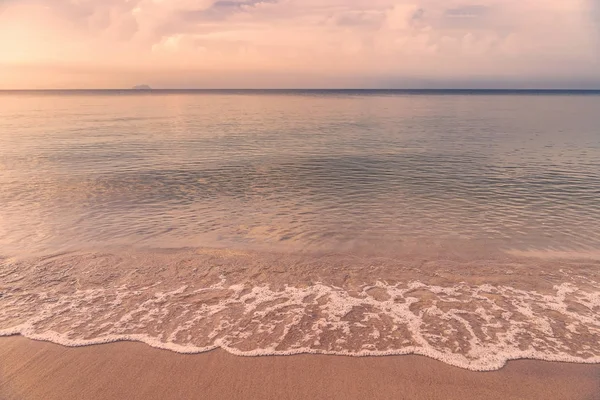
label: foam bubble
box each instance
[2,250,600,371]
[1,276,600,371]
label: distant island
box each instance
[131,85,152,90]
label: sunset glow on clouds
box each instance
[1,0,599,88]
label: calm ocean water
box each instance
[1,90,599,370]
[1,90,600,256]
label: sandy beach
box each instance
[0,336,598,400]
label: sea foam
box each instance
[2,255,599,372]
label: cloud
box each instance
[0,0,599,88]
[593,0,600,32]
[445,5,489,18]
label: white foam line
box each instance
[3,328,600,372]
[1,280,599,372]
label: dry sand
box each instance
[0,336,598,400]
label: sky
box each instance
[1,0,600,88]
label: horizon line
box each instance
[2,88,600,92]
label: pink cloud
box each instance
[0,0,599,88]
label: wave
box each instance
[2,251,599,371]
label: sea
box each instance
[1,89,599,371]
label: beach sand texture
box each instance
[1,336,599,400]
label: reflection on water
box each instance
[1,91,600,257]
[2,91,600,370]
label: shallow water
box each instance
[1,90,599,370]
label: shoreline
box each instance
[3,249,599,374]
[1,336,599,400]
[3,331,600,373]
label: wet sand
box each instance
[0,336,598,400]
